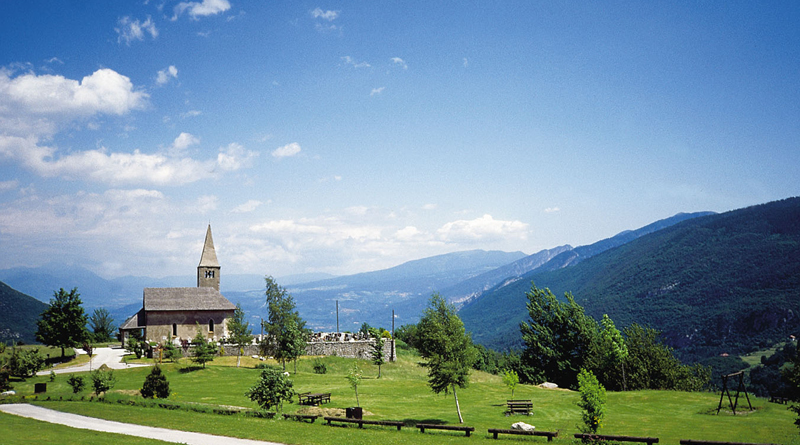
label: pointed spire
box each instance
[198,224,219,267]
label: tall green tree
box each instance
[88,308,115,343]
[416,293,477,423]
[577,368,606,434]
[36,288,89,358]
[598,314,628,390]
[247,366,295,413]
[519,284,598,388]
[227,303,254,368]
[262,276,309,371]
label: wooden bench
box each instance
[507,399,533,415]
[324,416,404,431]
[417,423,475,437]
[489,428,558,441]
[768,396,788,404]
[680,440,781,445]
[282,413,319,423]
[575,433,659,445]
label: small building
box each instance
[119,225,236,344]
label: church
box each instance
[119,225,236,345]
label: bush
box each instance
[0,368,11,391]
[312,358,328,374]
[67,374,85,394]
[246,366,294,413]
[141,366,170,399]
[577,368,606,434]
[91,368,116,397]
[7,348,46,377]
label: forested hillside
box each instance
[0,281,47,344]
[460,197,800,363]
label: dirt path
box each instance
[0,404,284,445]
[37,347,150,376]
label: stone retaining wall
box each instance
[214,339,396,361]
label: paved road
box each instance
[37,347,150,376]
[0,404,284,445]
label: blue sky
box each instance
[1,1,798,279]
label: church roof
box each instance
[144,287,235,311]
[198,224,219,268]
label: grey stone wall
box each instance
[217,339,396,361]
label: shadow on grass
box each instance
[178,366,205,373]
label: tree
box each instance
[598,314,628,391]
[141,366,171,399]
[371,336,386,378]
[191,325,216,368]
[7,347,45,377]
[162,340,180,363]
[91,368,115,397]
[416,293,477,423]
[247,365,295,413]
[227,303,254,368]
[519,284,598,388]
[67,374,85,394]
[577,368,606,434]
[88,308,115,343]
[502,369,519,398]
[36,288,89,358]
[346,362,363,407]
[262,276,309,371]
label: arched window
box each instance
[172,323,177,337]
[209,319,214,332]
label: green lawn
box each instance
[2,349,798,444]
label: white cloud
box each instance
[0,68,148,130]
[174,0,231,20]
[422,203,437,210]
[231,199,264,213]
[0,135,216,186]
[544,207,561,213]
[156,65,178,85]
[0,180,19,192]
[311,8,339,21]
[217,143,258,171]
[391,57,408,70]
[370,87,385,96]
[272,142,301,158]
[437,214,529,243]
[181,110,202,118]
[463,58,469,68]
[195,195,218,213]
[169,132,199,156]
[116,16,158,45]
[341,56,370,69]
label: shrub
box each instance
[7,348,46,377]
[577,368,606,434]
[91,368,116,397]
[141,366,170,399]
[67,374,85,394]
[246,366,294,413]
[0,368,11,391]
[312,358,328,374]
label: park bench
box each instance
[768,396,788,404]
[324,416,404,430]
[575,433,659,445]
[298,392,331,405]
[416,423,475,437]
[282,413,319,423]
[489,428,558,441]
[506,399,533,415]
[680,440,781,445]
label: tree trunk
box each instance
[453,385,464,423]
[355,386,360,407]
[236,348,241,368]
[622,362,627,391]
[294,358,297,374]
[378,364,381,379]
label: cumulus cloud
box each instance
[0,180,19,192]
[341,56,370,69]
[544,207,560,213]
[311,8,339,21]
[272,142,301,158]
[437,214,529,243]
[391,57,408,69]
[231,199,264,213]
[370,87,385,96]
[116,16,158,45]
[173,0,231,20]
[167,132,199,157]
[217,143,258,171]
[156,65,178,85]
[0,135,215,186]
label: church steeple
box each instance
[197,224,220,290]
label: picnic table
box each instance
[298,392,331,406]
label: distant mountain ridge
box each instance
[459,198,800,363]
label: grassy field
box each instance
[2,349,798,445]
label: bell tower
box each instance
[197,224,220,291]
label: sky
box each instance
[1,1,799,280]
